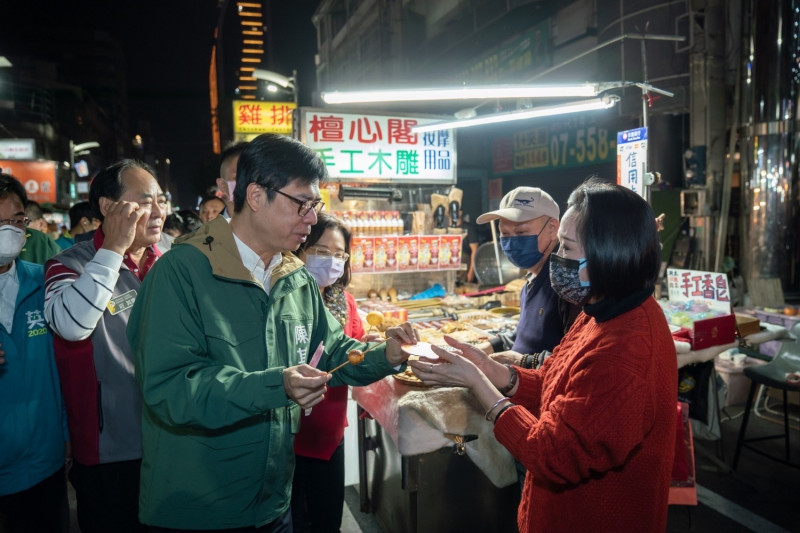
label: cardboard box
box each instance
[735,314,761,337]
[691,314,736,350]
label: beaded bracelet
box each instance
[532,352,540,369]
[485,397,511,421]
[493,403,515,423]
[497,364,518,395]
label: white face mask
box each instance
[226,181,236,202]
[0,225,26,267]
[305,254,346,288]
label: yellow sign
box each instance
[233,100,296,135]
[319,188,331,211]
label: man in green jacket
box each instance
[128,134,416,532]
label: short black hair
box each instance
[164,213,185,235]
[90,159,156,222]
[68,201,97,229]
[0,173,28,206]
[199,196,226,209]
[296,212,353,289]
[233,134,328,213]
[567,177,661,300]
[178,209,202,233]
[25,201,45,221]
[220,141,249,167]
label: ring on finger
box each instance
[429,363,434,373]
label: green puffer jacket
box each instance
[128,217,398,529]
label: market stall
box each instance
[353,377,519,533]
[349,302,522,532]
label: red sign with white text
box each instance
[0,160,57,203]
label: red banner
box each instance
[0,160,58,203]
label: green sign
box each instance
[492,118,618,175]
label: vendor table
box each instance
[353,377,519,533]
[676,322,788,368]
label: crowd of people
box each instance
[0,133,677,533]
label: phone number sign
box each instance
[492,122,617,175]
[300,109,456,184]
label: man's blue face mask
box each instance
[499,218,552,269]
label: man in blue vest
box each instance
[0,173,70,532]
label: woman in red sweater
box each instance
[410,179,677,532]
[292,212,370,532]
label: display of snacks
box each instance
[415,323,490,346]
[456,310,519,338]
[358,300,409,322]
[393,367,427,386]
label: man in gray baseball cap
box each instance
[476,186,560,225]
[477,186,578,367]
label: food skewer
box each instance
[328,338,388,374]
[365,311,384,333]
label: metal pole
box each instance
[68,139,76,202]
[292,69,298,107]
[292,69,299,139]
[490,219,505,285]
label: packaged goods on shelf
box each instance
[351,234,461,274]
[358,300,408,322]
[658,299,736,349]
[664,268,737,349]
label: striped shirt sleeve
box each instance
[44,249,123,341]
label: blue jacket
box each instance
[0,260,68,495]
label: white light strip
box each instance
[412,97,618,133]
[321,84,599,104]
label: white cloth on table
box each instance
[353,377,516,488]
[396,385,517,488]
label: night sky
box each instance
[1,0,319,207]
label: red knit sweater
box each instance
[293,291,364,460]
[494,297,677,533]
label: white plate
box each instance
[401,342,456,359]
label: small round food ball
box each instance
[348,349,365,365]
[366,312,384,327]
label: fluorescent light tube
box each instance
[412,97,618,133]
[321,84,599,104]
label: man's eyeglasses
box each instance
[305,245,349,261]
[0,217,30,228]
[261,186,324,217]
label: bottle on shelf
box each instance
[392,211,404,235]
[376,211,388,235]
[351,211,363,236]
[341,211,352,232]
